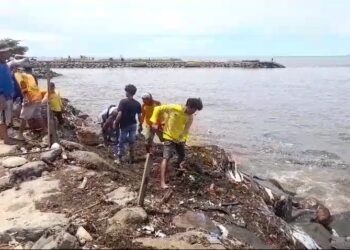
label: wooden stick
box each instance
[159,189,173,206]
[137,153,153,207]
[46,64,53,146]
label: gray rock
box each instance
[330,212,350,237]
[0,177,67,241]
[77,113,89,120]
[24,241,34,249]
[76,127,100,146]
[68,151,114,171]
[331,236,350,249]
[293,223,331,249]
[32,230,78,249]
[76,226,93,245]
[133,230,226,249]
[106,187,137,206]
[107,207,147,234]
[59,140,85,151]
[31,234,57,249]
[9,161,48,183]
[172,211,217,232]
[0,174,11,191]
[58,232,78,249]
[40,148,62,163]
[225,224,271,249]
[0,233,12,244]
[0,144,17,156]
[1,157,27,168]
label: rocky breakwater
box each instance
[32,67,61,79]
[0,99,348,249]
[31,58,285,69]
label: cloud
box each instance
[1,0,350,56]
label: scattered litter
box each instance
[188,175,195,181]
[78,177,88,189]
[142,225,155,234]
[292,226,320,250]
[155,230,166,238]
[264,187,274,201]
[217,224,229,240]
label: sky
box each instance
[1,0,350,57]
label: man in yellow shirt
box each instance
[42,82,64,125]
[15,66,46,139]
[150,98,203,189]
[140,93,162,153]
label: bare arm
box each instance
[180,115,193,142]
[103,109,119,131]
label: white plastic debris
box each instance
[332,228,339,237]
[217,224,229,240]
[189,175,195,181]
[142,225,155,234]
[20,147,27,153]
[51,142,61,150]
[292,226,321,250]
[226,161,244,183]
[62,152,68,160]
[264,187,274,201]
[155,230,166,238]
[78,177,88,189]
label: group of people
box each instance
[0,46,64,144]
[1,45,204,189]
[101,84,203,189]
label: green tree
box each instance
[0,38,28,56]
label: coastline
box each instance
[0,99,348,249]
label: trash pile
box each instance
[0,99,349,249]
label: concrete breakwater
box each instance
[32,59,285,69]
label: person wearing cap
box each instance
[98,104,119,145]
[140,92,162,153]
[15,64,46,140]
[0,47,17,144]
[42,82,64,126]
[103,84,142,164]
[149,98,203,189]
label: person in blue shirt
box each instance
[0,47,16,144]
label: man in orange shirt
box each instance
[140,93,162,153]
[15,66,46,140]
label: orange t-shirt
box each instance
[15,72,42,103]
[141,100,161,126]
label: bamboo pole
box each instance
[46,64,52,146]
[137,153,153,207]
[45,64,58,145]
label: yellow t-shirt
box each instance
[44,91,63,112]
[150,104,192,142]
[15,72,42,103]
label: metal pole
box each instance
[46,63,52,146]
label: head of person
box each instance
[49,82,56,92]
[185,98,203,115]
[0,47,11,62]
[124,84,137,98]
[23,67,33,74]
[142,92,153,105]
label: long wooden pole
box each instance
[137,153,153,207]
[46,64,54,146]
